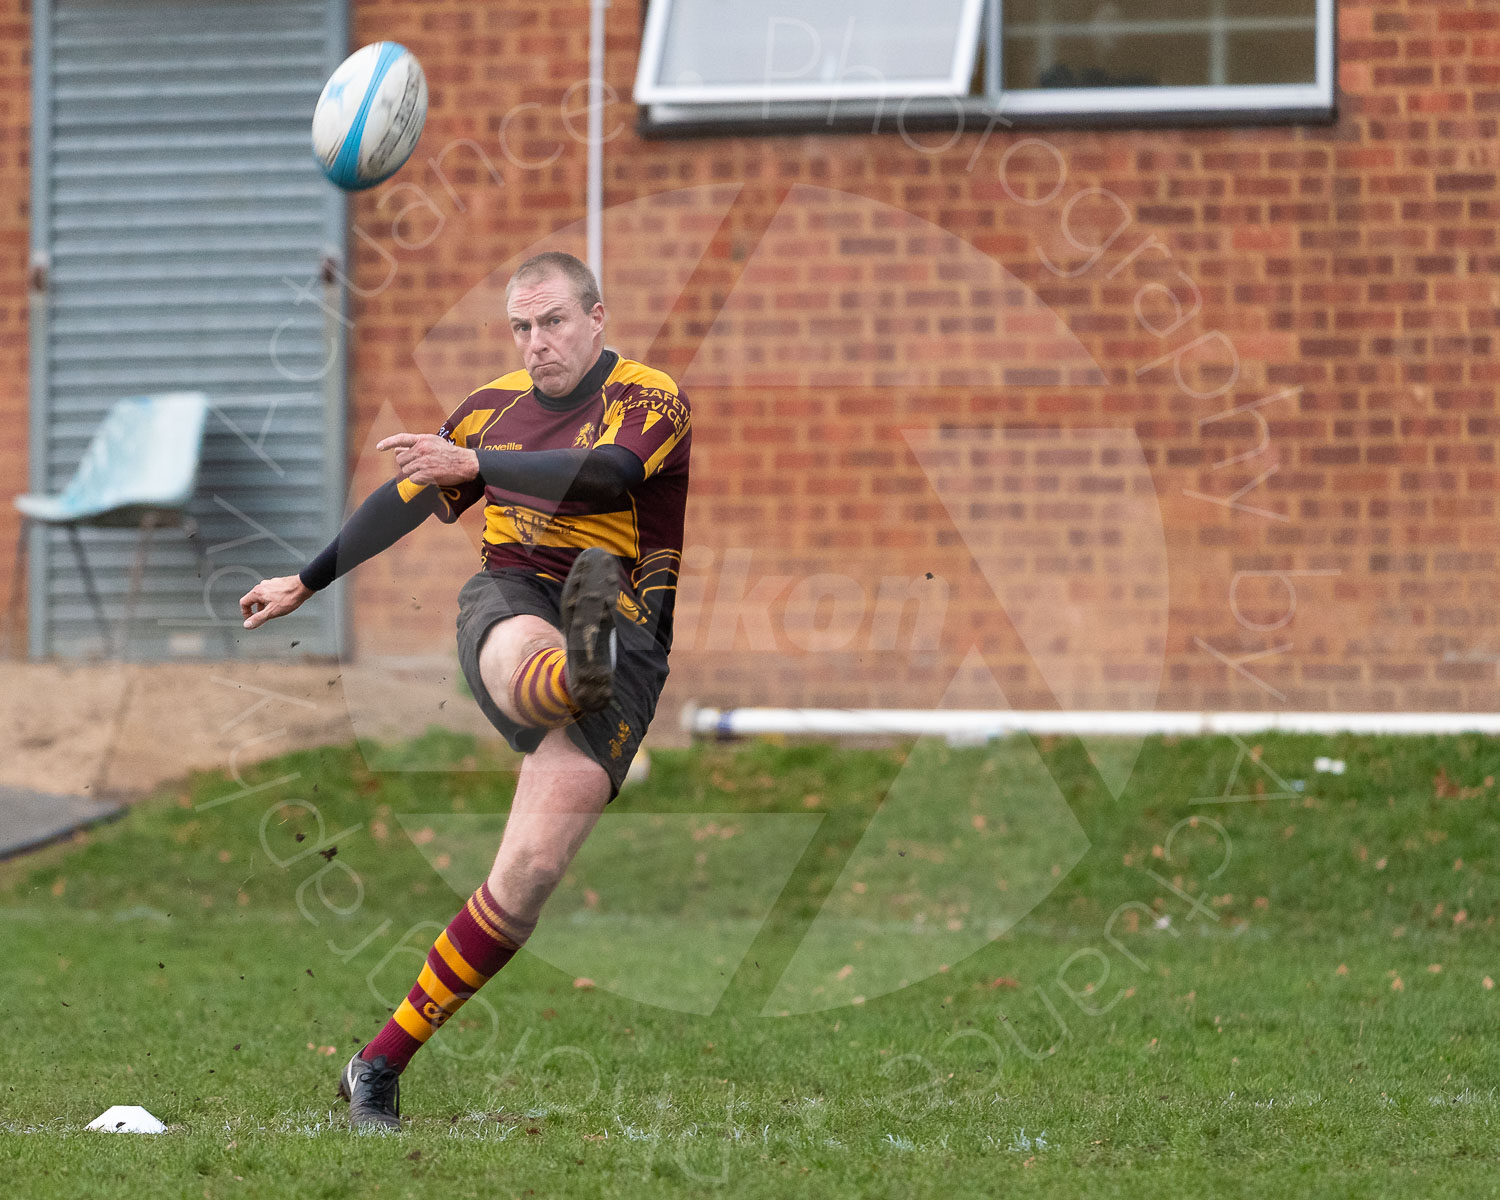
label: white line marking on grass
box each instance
[1428,1088,1498,1106]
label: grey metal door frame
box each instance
[27,0,350,660]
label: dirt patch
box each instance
[0,658,502,797]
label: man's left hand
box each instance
[377,433,480,486]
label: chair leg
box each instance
[2,517,28,658]
[121,511,159,659]
[67,525,112,656]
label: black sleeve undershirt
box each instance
[474,443,644,501]
[298,445,646,593]
[298,478,437,592]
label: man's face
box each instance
[507,271,606,397]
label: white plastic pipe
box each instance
[681,704,1500,740]
[586,0,606,282]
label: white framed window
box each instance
[636,0,1335,132]
[634,0,988,105]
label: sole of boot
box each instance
[560,547,619,714]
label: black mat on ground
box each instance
[0,786,123,860]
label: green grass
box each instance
[4,729,1500,1197]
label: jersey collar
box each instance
[533,349,619,412]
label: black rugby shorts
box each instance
[455,568,668,799]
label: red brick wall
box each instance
[0,1,1491,714]
[354,0,1499,716]
[337,0,1499,717]
[0,0,26,645]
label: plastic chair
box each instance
[8,392,211,657]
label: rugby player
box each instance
[239,251,690,1130]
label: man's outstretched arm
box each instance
[240,431,645,630]
[239,478,448,630]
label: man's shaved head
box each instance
[506,251,602,313]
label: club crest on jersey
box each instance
[573,422,597,448]
[500,506,566,547]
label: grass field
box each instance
[3,729,1500,1197]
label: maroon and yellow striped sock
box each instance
[362,882,536,1073]
[510,646,578,729]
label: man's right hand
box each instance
[240,575,313,630]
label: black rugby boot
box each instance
[560,546,619,714]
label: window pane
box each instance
[652,0,981,93]
[1226,30,1317,84]
[1002,0,1318,90]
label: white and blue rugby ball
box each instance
[312,42,428,191]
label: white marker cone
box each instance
[87,1105,166,1134]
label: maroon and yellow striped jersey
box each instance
[398,350,691,649]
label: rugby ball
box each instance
[312,42,427,190]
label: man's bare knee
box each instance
[477,614,563,724]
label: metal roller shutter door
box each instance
[30,0,347,659]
